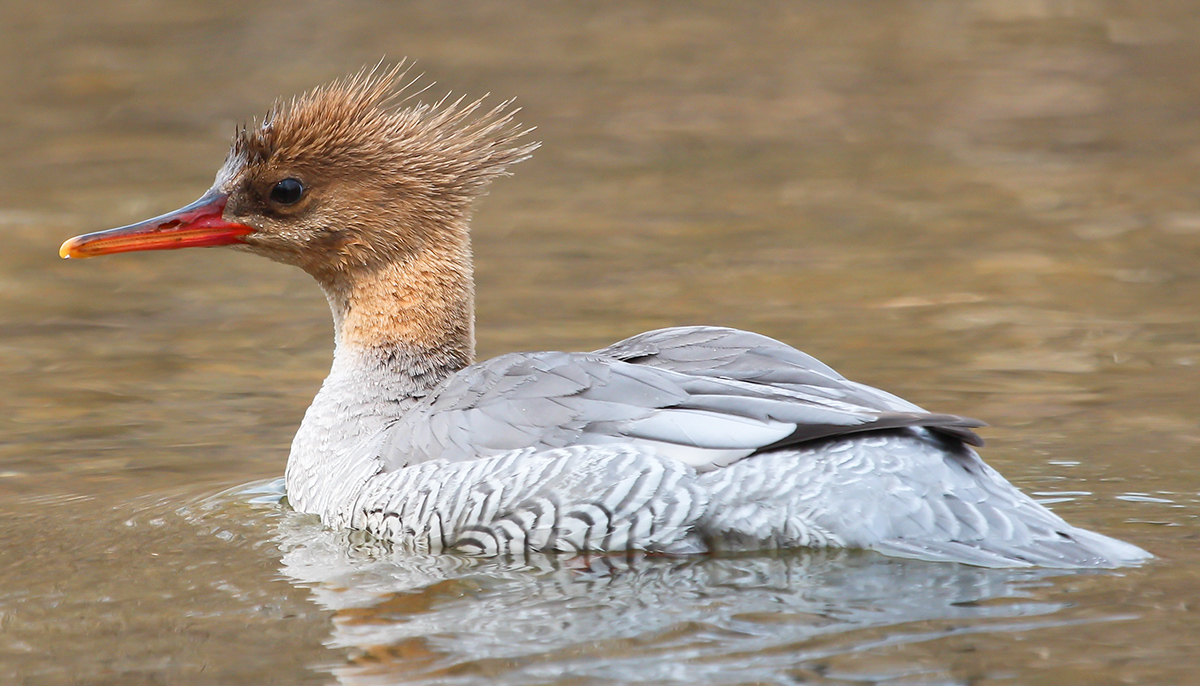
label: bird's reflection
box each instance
[271,507,1094,686]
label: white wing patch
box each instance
[621,409,796,449]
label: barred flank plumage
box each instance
[354,446,708,555]
[346,414,1148,567]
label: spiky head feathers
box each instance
[216,65,537,277]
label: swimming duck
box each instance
[60,66,1150,567]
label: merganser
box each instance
[60,66,1150,567]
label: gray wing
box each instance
[598,326,984,446]
[376,326,984,471]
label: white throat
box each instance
[283,342,440,524]
[283,244,476,523]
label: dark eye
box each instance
[269,178,304,205]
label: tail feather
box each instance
[697,429,1151,568]
[873,526,1151,569]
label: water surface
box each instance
[3,1,1199,684]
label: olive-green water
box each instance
[3,1,1199,684]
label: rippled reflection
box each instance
[272,505,1111,686]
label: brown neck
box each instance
[315,232,476,392]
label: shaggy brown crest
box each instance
[212,62,537,296]
[230,63,537,209]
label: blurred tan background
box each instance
[2,2,1200,684]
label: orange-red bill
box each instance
[59,192,254,259]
